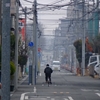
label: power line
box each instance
[37,2,73,11]
[67,3,99,32]
[38,0,67,5]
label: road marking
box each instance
[33,87,37,93]
[52,92,69,94]
[39,73,41,76]
[81,89,92,91]
[68,96,74,100]
[66,92,69,94]
[42,84,44,86]
[94,90,100,92]
[20,92,35,100]
[51,98,55,100]
[47,97,50,98]
[64,98,68,100]
[21,96,75,100]
[30,97,46,100]
[25,96,28,99]
[20,92,30,100]
[81,89,100,92]
[53,92,57,93]
[96,93,100,97]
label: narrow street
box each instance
[11,67,100,100]
[1,0,100,100]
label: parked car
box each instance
[88,55,100,75]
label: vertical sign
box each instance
[19,18,26,41]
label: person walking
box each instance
[44,64,53,84]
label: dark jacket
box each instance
[44,67,53,74]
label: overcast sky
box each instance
[21,0,70,7]
[20,0,71,34]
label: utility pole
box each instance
[24,7,27,47]
[14,0,19,90]
[1,0,11,100]
[0,0,2,45]
[38,35,41,73]
[35,0,38,77]
[82,0,85,76]
[33,0,38,85]
[93,0,95,37]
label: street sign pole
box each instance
[1,0,11,100]
[28,42,34,85]
[29,50,32,85]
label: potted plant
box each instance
[10,61,16,91]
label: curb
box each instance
[18,75,28,85]
[10,75,28,97]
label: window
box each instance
[53,62,60,65]
[90,56,97,63]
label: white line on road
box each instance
[47,97,50,98]
[68,96,74,100]
[51,98,55,100]
[96,93,100,97]
[25,96,28,99]
[64,98,68,100]
[33,87,37,93]
[39,73,42,76]
[42,84,44,86]
[81,89,100,92]
[94,90,100,92]
[20,92,30,100]
[81,89,92,91]
[20,92,35,100]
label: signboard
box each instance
[19,18,25,41]
[38,48,41,52]
[28,42,34,47]
[38,52,41,57]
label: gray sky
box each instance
[20,0,70,34]
[21,0,70,7]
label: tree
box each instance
[73,39,82,68]
[18,54,27,72]
[91,34,100,54]
[18,54,27,66]
[18,38,27,72]
[10,32,15,61]
[74,38,93,69]
[85,37,93,52]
